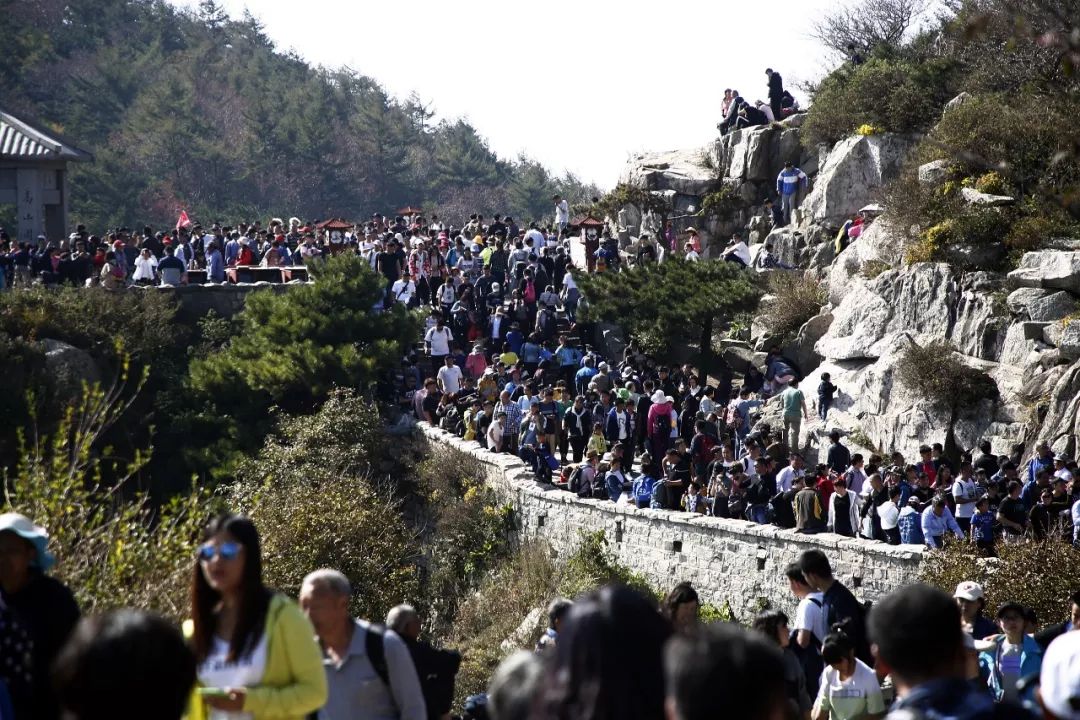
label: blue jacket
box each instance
[776,167,808,196]
[898,507,924,545]
[633,475,657,507]
[890,678,997,720]
[978,635,1043,702]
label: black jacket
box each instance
[769,71,784,99]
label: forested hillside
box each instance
[0,0,599,231]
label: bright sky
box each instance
[172,0,842,188]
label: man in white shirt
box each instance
[951,461,981,534]
[684,243,701,262]
[391,273,416,306]
[722,232,751,267]
[553,194,569,236]
[776,454,805,493]
[424,318,453,360]
[879,486,901,544]
[436,355,463,396]
[785,562,826,697]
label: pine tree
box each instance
[576,259,761,399]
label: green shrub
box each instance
[758,274,827,342]
[860,260,893,279]
[974,171,1010,196]
[803,56,959,147]
[590,183,670,222]
[920,93,1080,196]
[229,389,421,623]
[896,340,999,411]
[921,539,1080,634]
[2,368,212,621]
[701,183,742,219]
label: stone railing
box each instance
[134,282,306,320]
[418,423,925,620]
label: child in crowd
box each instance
[817,372,837,421]
[970,497,996,557]
[587,421,607,458]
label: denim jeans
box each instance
[818,397,831,421]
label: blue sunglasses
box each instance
[198,542,242,561]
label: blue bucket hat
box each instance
[0,513,55,571]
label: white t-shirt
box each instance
[486,421,503,450]
[391,279,415,304]
[794,592,827,644]
[198,634,268,720]
[727,241,751,266]
[685,249,700,262]
[525,229,545,247]
[425,326,453,356]
[952,478,979,519]
[879,500,900,530]
[437,364,463,395]
[814,658,885,720]
[555,200,569,225]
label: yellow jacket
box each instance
[184,593,327,720]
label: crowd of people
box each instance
[8,503,1079,720]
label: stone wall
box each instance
[134,282,307,321]
[418,424,924,620]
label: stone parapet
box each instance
[418,423,924,620]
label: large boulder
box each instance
[1007,251,1080,294]
[1032,359,1080,457]
[790,312,833,375]
[801,133,916,227]
[918,159,952,187]
[818,263,956,361]
[42,339,101,399]
[1006,287,1054,316]
[1028,291,1077,322]
[620,146,719,196]
[826,219,906,305]
[1042,321,1080,361]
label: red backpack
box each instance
[523,279,537,304]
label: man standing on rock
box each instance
[776,161,808,227]
[780,379,808,452]
[766,68,785,124]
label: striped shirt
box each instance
[776,167,808,196]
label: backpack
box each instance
[693,434,716,465]
[651,477,671,509]
[591,471,609,499]
[651,409,670,437]
[523,279,537,304]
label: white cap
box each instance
[1041,630,1080,720]
[954,581,984,602]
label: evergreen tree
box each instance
[576,259,761,399]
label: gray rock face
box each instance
[1007,251,1080,294]
[620,146,719,196]
[1006,287,1054,315]
[1028,291,1077,322]
[826,219,906,306]
[918,159,952,187]
[1032,360,1080,457]
[790,312,833,375]
[801,134,916,228]
[1043,321,1080,361]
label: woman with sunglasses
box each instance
[185,514,326,720]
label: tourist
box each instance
[971,496,997,556]
[753,609,812,718]
[100,250,125,289]
[952,461,981,534]
[818,374,838,422]
[954,581,999,640]
[535,598,573,654]
[795,475,827,534]
[487,651,543,720]
[533,585,670,720]
[897,496,925,545]
[827,478,861,538]
[187,514,326,720]
[132,246,158,284]
[978,601,1044,704]
[299,572,426,720]
[786,563,826,698]
[158,244,186,285]
[53,609,196,720]
[781,379,809,451]
[799,550,871,663]
[722,232,751,267]
[997,480,1028,542]
[869,584,1016,719]
[0,512,81,720]
[921,495,965,549]
[1037,630,1080,720]
[813,625,885,720]
[776,161,809,226]
[663,582,701,636]
[777,452,806,493]
[665,622,789,720]
[766,68,785,122]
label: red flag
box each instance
[176,209,192,231]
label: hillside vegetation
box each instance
[0,0,599,231]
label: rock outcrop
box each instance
[801,133,915,227]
